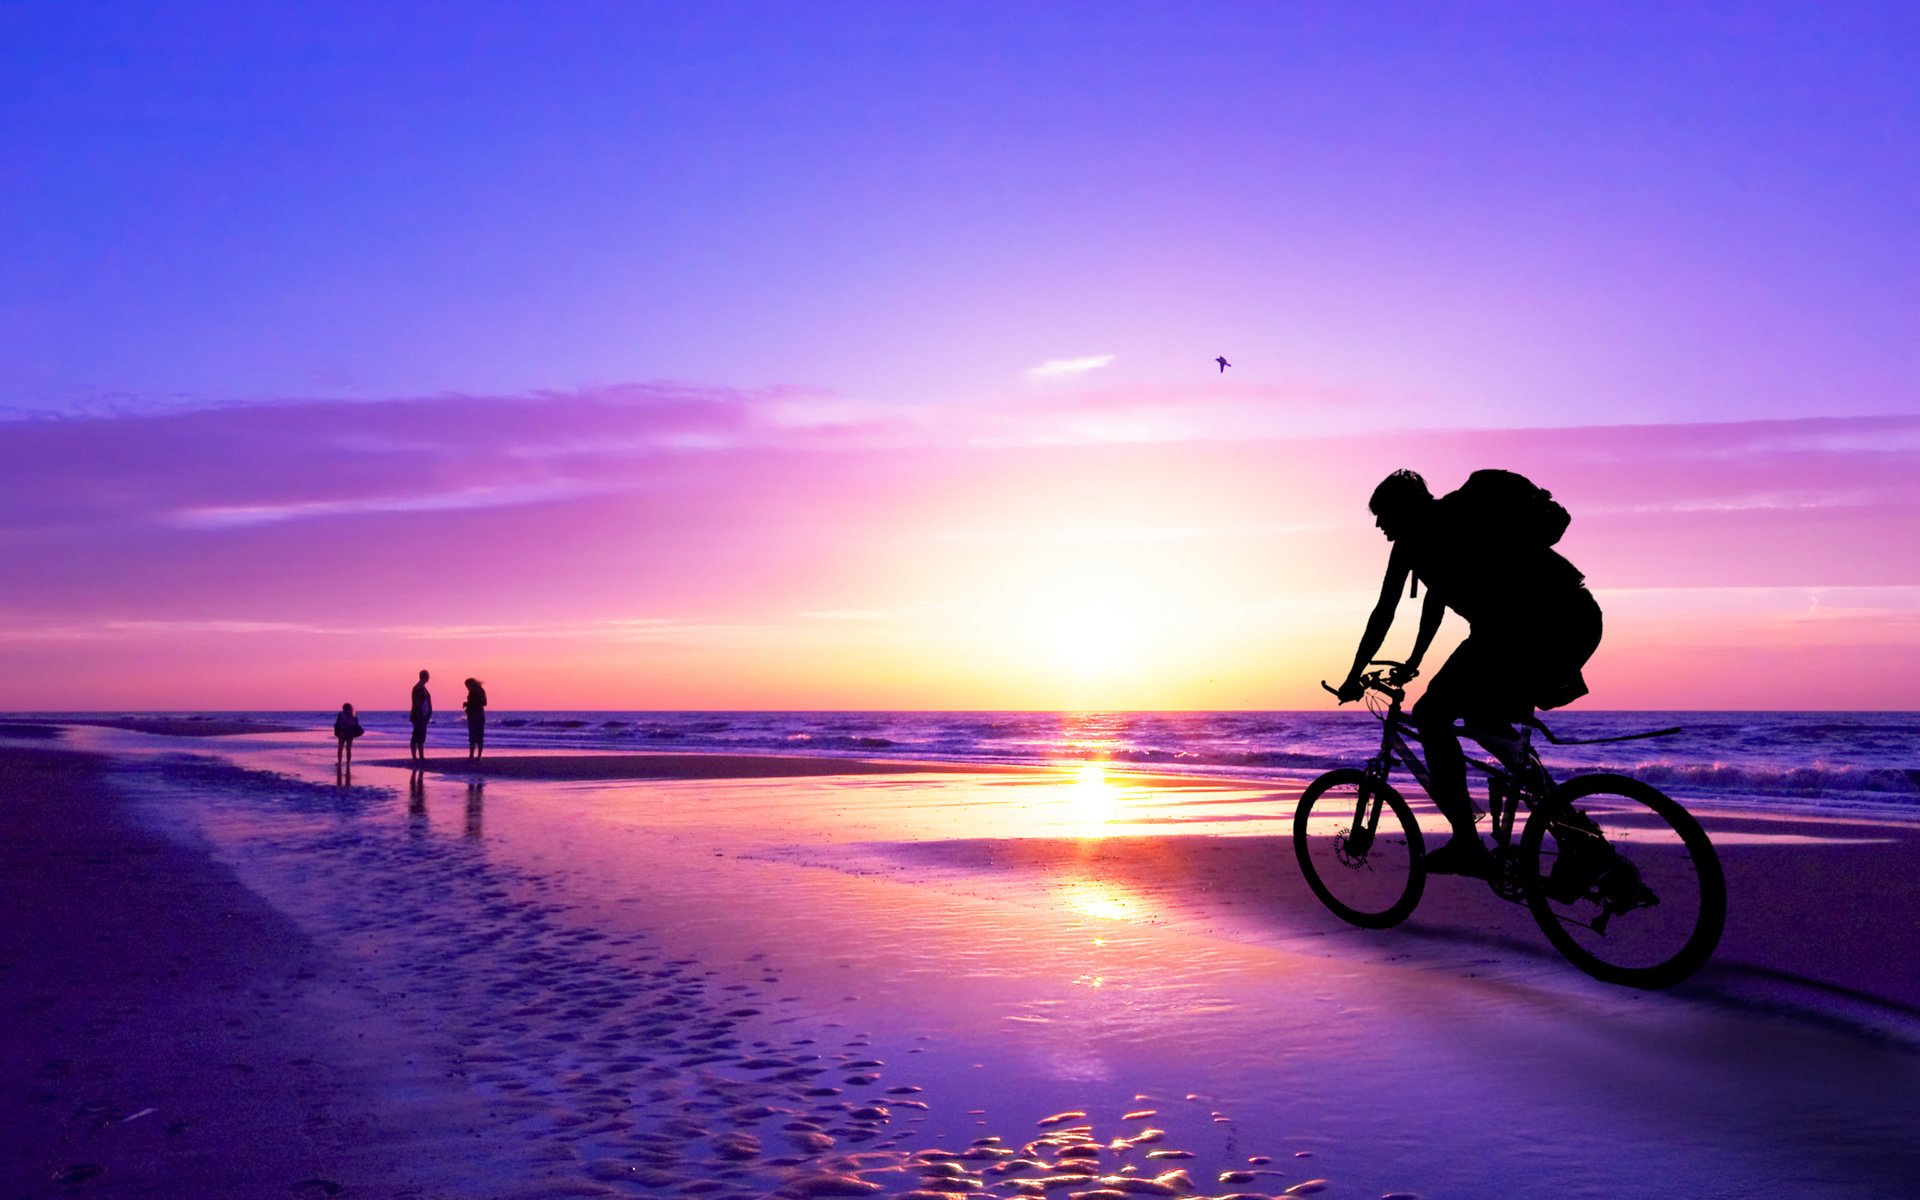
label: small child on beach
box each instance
[334,703,365,766]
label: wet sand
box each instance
[0,747,507,1198]
[6,729,1919,1198]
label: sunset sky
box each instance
[2,2,1915,711]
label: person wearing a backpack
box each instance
[1333,468,1601,878]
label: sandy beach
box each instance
[5,724,1919,1199]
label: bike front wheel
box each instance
[1521,773,1726,989]
[1294,768,1427,929]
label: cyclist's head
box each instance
[1369,469,1431,540]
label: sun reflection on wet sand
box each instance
[1054,876,1152,923]
[1064,762,1121,837]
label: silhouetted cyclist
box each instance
[1336,469,1601,877]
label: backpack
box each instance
[1445,469,1570,549]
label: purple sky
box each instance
[1,2,1915,709]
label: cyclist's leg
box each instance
[1410,644,1485,846]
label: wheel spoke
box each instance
[1294,769,1426,929]
[1523,775,1725,988]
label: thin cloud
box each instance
[1027,354,1116,379]
[169,480,611,529]
[932,521,1336,545]
[4,389,1917,556]
[0,613,778,644]
[0,375,1397,539]
[0,618,329,642]
[794,606,950,624]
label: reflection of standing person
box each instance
[462,677,488,760]
[409,669,432,762]
[333,702,364,767]
[465,778,484,838]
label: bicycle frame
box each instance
[1310,665,1720,985]
[1342,663,1685,885]
[1357,674,1557,847]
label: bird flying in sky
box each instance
[1215,356,1230,373]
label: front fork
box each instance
[1345,759,1392,857]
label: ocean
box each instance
[32,708,1918,817]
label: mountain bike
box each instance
[1294,662,1726,989]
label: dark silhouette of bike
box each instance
[1296,661,1726,989]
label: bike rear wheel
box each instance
[1521,773,1725,989]
[1294,768,1426,929]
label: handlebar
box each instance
[1323,660,1417,705]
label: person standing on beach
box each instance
[462,678,488,760]
[1334,469,1600,878]
[409,670,432,762]
[334,702,364,767]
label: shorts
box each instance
[1421,588,1603,724]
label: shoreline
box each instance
[12,710,1917,823]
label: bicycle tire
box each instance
[1294,768,1427,929]
[1521,773,1726,989]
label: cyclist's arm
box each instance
[1405,588,1445,675]
[1343,544,1411,688]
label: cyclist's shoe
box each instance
[1423,837,1495,879]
